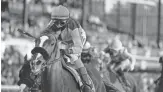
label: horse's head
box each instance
[20,55,31,75]
[30,33,60,74]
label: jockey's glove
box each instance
[58,41,68,50]
[60,49,67,55]
[60,49,73,55]
[129,63,135,71]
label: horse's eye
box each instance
[31,62,34,65]
[36,60,41,65]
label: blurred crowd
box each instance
[1,9,51,85]
[1,46,23,85]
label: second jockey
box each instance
[104,38,136,88]
[104,38,136,72]
[42,5,93,92]
[81,41,92,64]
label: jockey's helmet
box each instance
[110,38,123,51]
[51,5,69,20]
[48,5,69,30]
[84,41,91,50]
[82,41,91,54]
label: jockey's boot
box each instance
[121,74,130,88]
[76,67,93,92]
[117,70,130,88]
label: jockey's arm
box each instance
[65,27,86,54]
[123,49,136,70]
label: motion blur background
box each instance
[1,0,163,92]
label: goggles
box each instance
[49,19,67,27]
[109,49,119,56]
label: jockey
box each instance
[104,38,136,73]
[43,5,93,92]
[156,56,163,92]
[104,38,136,88]
[81,41,99,62]
[82,42,102,71]
[81,41,92,63]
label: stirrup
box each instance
[81,75,95,92]
[81,84,93,92]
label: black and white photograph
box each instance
[1,0,163,92]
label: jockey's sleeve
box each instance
[123,48,136,66]
[68,27,86,54]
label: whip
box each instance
[17,29,37,39]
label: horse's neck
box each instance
[50,41,61,61]
[86,63,102,79]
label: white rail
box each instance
[135,55,159,61]
[1,85,19,90]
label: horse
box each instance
[80,49,139,92]
[155,56,163,92]
[101,62,140,92]
[30,32,108,92]
[155,77,163,92]
[18,55,35,92]
[81,50,108,92]
[18,54,43,92]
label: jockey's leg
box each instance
[117,70,130,88]
[69,54,93,92]
[74,59,93,92]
